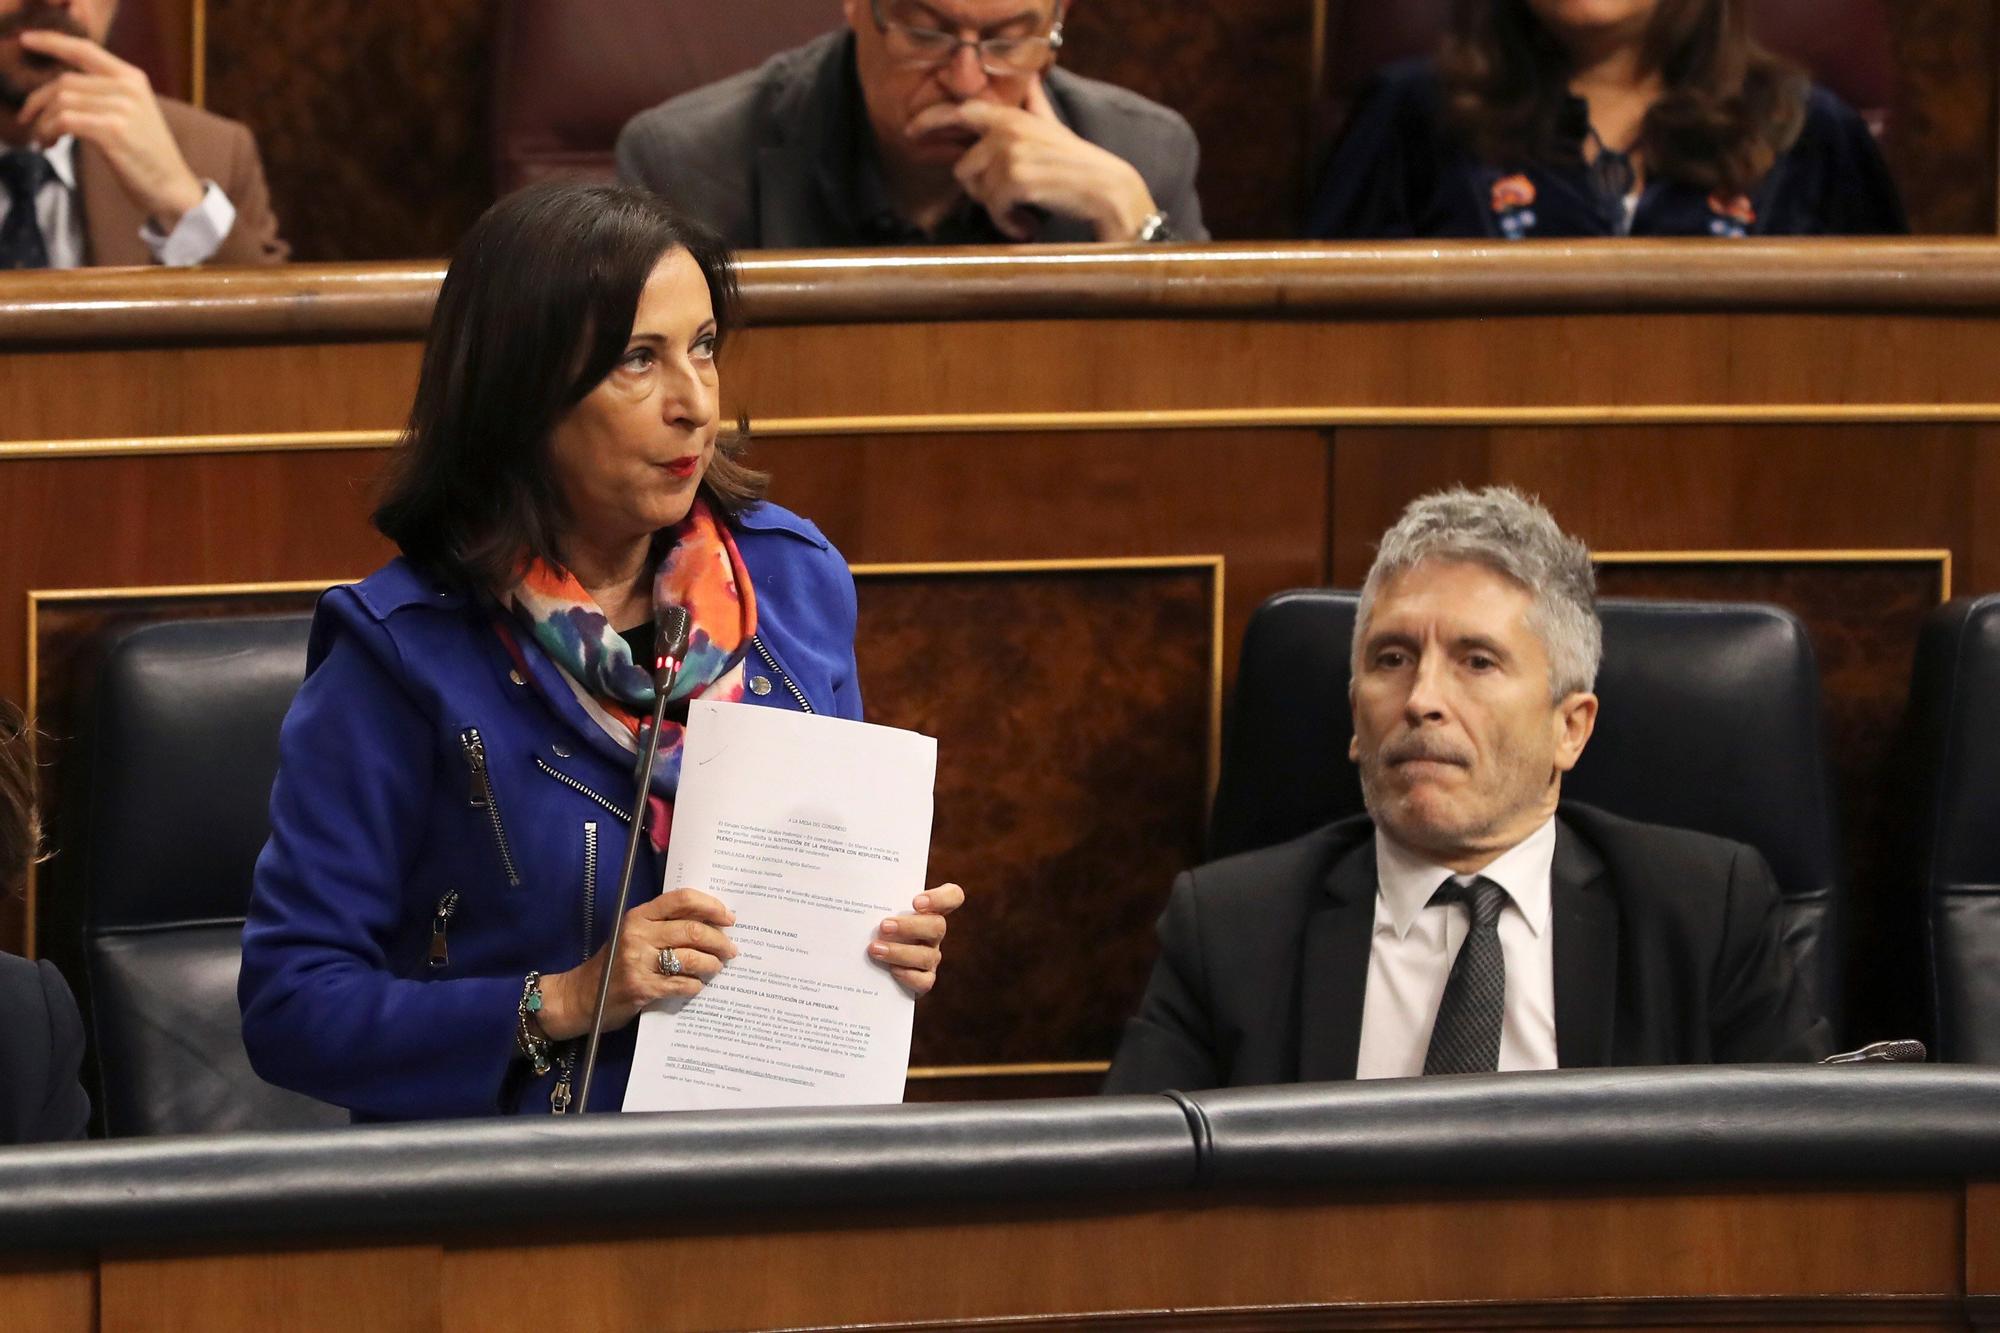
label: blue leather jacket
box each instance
[239,503,860,1120]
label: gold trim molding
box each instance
[10,404,2000,460]
[0,430,397,462]
[751,403,2000,436]
[907,1061,1109,1081]
[190,0,207,108]
[1594,547,1954,601]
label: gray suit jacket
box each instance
[616,30,1207,247]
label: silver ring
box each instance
[657,947,683,978]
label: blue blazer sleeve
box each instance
[238,602,522,1120]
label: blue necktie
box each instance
[1422,876,1508,1075]
[0,150,54,270]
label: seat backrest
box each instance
[1905,595,2000,1063]
[103,0,187,102]
[1210,588,1846,1031]
[1316,0,1896,158]
[69,615,346,1136]
[491,0,839,195]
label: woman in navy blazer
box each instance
[1310,0,1905,240]
[239,184,962,1120]
[0,699,90,1143]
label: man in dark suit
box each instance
[0,0,286,268]
[616,0,1205,247]
[1106,487,1830,1093]
[0,697,88,1142]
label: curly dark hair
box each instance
[374,181,768,590]
[1439,0,1809,197]
[0,698,40,896]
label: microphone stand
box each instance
[575,612,689,1113]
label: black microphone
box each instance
[651,605,692,692]
[574,604,694,1113]
[1820,1039,1928,1065]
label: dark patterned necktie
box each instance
[1422,876,1508,1075]
[0,150,54,270]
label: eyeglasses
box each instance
[868,0,1065,77]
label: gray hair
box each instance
[1353,486,1602,699]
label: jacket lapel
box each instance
[74,141,148,266]
[1297,836,1377,1082]
[1552,818,1619,1067]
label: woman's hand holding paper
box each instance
[871,882,965,997]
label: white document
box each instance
[622,699,938,1113]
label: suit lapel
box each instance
[74,142,148,266]
[1297,836,1377,1082]
[1552,818,1619,1067]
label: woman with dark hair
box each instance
[0,699,90,1143]
[239,182,962,1119]
[1309,0,1905,239]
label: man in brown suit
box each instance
[0,0,284,267]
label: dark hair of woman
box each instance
[374,182,768,589]
[0,699,40,895]
[1438,0,1810,197]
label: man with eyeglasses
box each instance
[617,0,1205,247]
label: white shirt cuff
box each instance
[139,181,238,267]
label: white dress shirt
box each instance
[0,136,236,268]
[1355,814,1560,1079]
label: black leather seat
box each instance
[65,615,345,1136]
[1209,589,1846,1032]
[1904,595,2000,1063]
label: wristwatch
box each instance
[1134,210,1174,243]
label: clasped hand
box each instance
[534,882,965,1041]
[17,29,206,231]
[906,77,1156,241]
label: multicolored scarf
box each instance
[505,498,757,846]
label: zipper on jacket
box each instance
[750,634,814,714]
[533,756,631,824]
[551,819,600,1116]
[459,728,522,887]
[427,890,459,970]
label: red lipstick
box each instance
[661,456,700,479]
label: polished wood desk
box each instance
[7,1180,1995,1332]
[3,241,1996,1085]
[3,1072,1997,1332]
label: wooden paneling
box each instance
[857,563,1218,1068]
[99,1244,441,1333]
[757,429,1329,685]
[1888,0,2000,235]
[432,1183,1963,1330]
[201,0,496,261]
[0,1255,95,1333]
[1062,0,1315,241]
[1972,1181,2000,1305]
[0,1180,1982,1330]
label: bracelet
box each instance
[517,971,552,1077]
